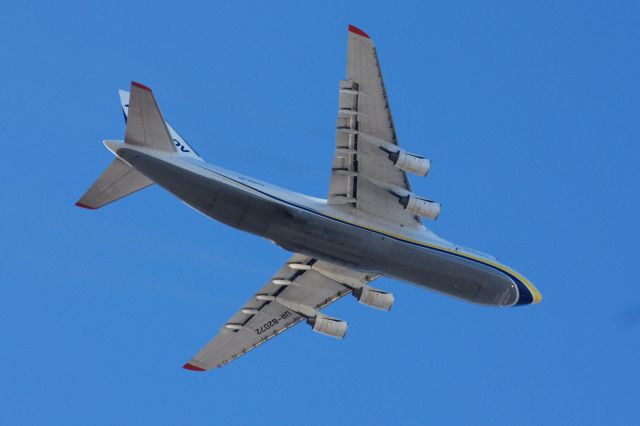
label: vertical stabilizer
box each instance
[119,88,202,160]
[124,82,177,153]
[75,82,182,210]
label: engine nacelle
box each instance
[354,286,394,311]
[307,315,348,339]
[400,194,441,220]
[389,150,431,176]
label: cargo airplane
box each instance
[76,25,542,371]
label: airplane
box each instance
[76,25,542,371]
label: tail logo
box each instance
[173,138,190,153]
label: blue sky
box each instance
[1,1,639,424]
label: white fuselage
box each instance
[114,143,541,307]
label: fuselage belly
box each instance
[122,148,533,307]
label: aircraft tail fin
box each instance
[119,87,201,159]
[124,82,177,153]
[76,81,191,210]
[75,153,153,210]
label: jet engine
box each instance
[353,286,394,311]
[399,194,441,220]
[388,150,431,176]
[307,315,348,339]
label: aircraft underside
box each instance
[121,148,523,307]
[76,25,540,370]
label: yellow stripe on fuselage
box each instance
[197,163,542,304]
[322,212,542,304]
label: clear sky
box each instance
[1,1,639,424]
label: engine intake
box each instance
[307,315,348,339]
[388,150,431,176]
[399,194,441,220]
[354,286,394,311]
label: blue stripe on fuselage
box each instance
[189,162,534,306]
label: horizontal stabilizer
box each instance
[76,155,153,209]
[119,89,201,160]
[124,82,176,153]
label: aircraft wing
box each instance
[183,254,379,371]
[328,25,428,228]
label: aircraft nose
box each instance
[514,279,542,306]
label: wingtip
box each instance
[131,81,152,92]
[348,24,370,39]
[183,362,206,372]
[75,201,96,210]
